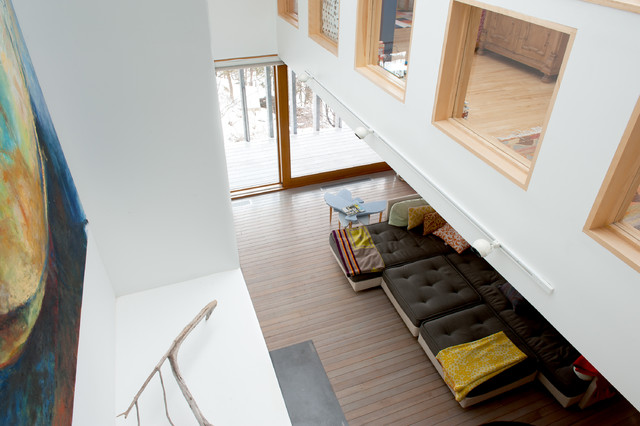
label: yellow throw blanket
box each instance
[436,331,527,401]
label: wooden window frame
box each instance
[581,0,640,14]
[355,0,413,102]
[278,0,299,28]
[432,0,575,189]
[584,97,640,273]
[309,0,339,56]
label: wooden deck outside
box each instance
[232,171,640,425]
[224,126,383,191]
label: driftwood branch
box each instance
[157,370,175,426]
[117,300,218,425]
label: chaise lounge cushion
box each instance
[419,304,537,401]
[444,251,588,400]
[498,308,588,398]
[382,256,481,328]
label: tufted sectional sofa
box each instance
[328,195,591,408]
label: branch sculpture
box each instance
[117,300,218,425]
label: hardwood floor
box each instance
[233,171,640,425]
[463,50,556,140]
[224,125,383,191]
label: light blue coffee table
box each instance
[324,189,387,228]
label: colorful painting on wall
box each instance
[0,0,87,424]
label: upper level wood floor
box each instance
[232,171,640,425]
[224,124,383,192]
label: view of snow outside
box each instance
[215,66,383,190]
[216,67,275,144]
[216,67,340,144]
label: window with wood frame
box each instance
[585,97,640,273]
[581,0,640,14]
[309,0,340,55]
[278,0,299,27]
[355,0,415,101]
[432,1,575,189]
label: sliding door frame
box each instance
[229,63,390,199]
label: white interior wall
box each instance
[207,0,278,60]
[72,228,116,425]
[277,0,640,409]
[115,269,290,426]
[13,0,239,297]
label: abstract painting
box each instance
[0,0,87,424]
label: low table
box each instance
[324,190,386,228]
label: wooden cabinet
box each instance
[478,11,569,82]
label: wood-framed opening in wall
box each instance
[309,0,340,55]
[584,97,640,273]
[278,0,299,28]
[355,0,415,102]
[581,0,640,14]
[432,0,575,189]
[214,60,391,199]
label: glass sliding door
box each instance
[215,63,389,196]
[216,66,279,191]
[288,70,384,179]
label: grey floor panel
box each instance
[270,340,348,426]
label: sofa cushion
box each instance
[446,251,505,288]
[499,282,533,315]
[474,281,511,312]
[383,256,481,327]
[388,198,428,227]
[419,304,537,399]
[433,224,471,254]
[367,222,453,267]
[407,205,435,230]
[423,211,447,235]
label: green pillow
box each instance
[388,198,428,227]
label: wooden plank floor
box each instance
[232,171,640,425]
[224,126,383,191]
[464,50,556,140]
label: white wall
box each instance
[13,0,239,296]
[115,269,290,426]
[207,0,278,60]
[277,0,640,409]
[73,228,116,425]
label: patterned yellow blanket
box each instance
[332,227,384,276]
[436,331,527,401]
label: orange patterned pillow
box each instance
[423,211,447,235]
[433,223,470,254]
[407,205,435,230]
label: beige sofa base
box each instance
[381,279,420,336]
[329,246,381,291]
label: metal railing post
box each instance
[239,69,250,142]
[291,71,298,135]
[265,66,274,139]
[314,94,321,132]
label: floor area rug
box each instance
[270,340,348,426]
[622,188,640,231]
[496,127,541,161]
